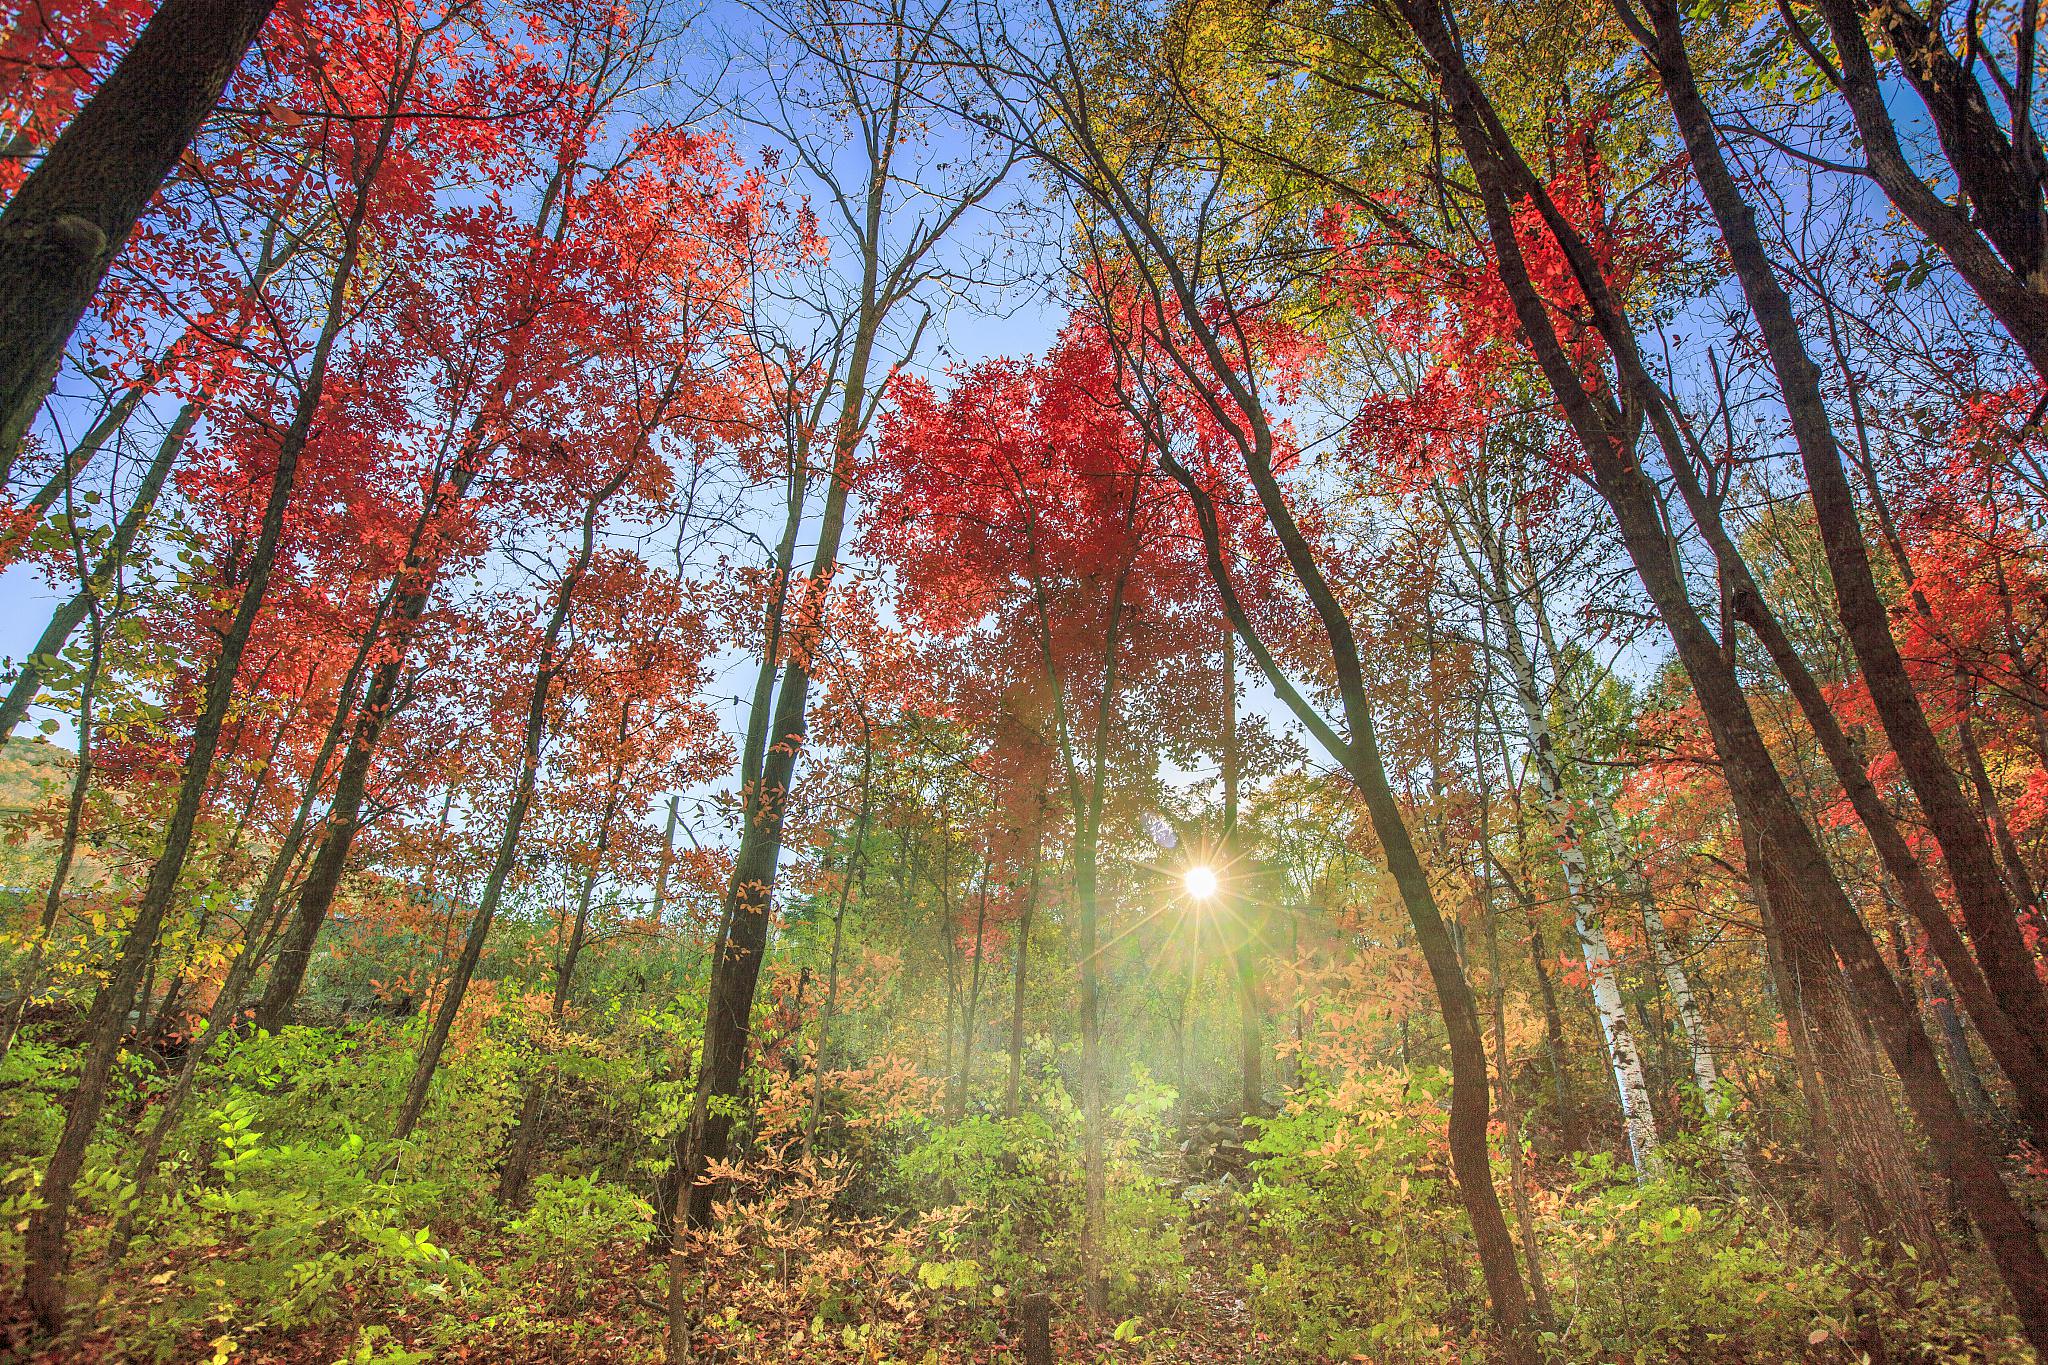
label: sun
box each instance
[1183,864,1219,901]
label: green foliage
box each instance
[1544,1156,1847,1362]
[895,1107,1079,1290]
[891,1074,1187,1316]
[1240,1069,1482,1360]
[501,1173,653,1309]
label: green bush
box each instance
[1240,1069,1482,1361]
[501,1172,652,1309]
[1545,1154,1845,1362]
[891,1074,1187,1316]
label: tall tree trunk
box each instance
[1071,837,1108,1313]
[1630,0,2048,1078]
[1150,353,1537,1359]
[1020,476,1143,1317]
[0,0,278,466]
[662,310,878,1288]
[1393,14,2048,1335]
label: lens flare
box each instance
[1183,865,1219,900]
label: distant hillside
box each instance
[0,735,83,895]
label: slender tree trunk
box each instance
[1633,882,1711,1100]
[1072,838,1108,1313]
[662,309,879,1318]
[957,847,992,1119]
[1444,486,1663,1170]
[392,472,620,1142]
[1004,849,1039,1118]
[1954,698,2041,914]
[937,840,962,1113]
[805,730,872,1153]
[1022,484,1142,1317]
[1153,365,1537,1360]
[16,85,389,1320]
[1506,597,1658,1169]
[2,378,150,567]
[1890,918,1995,1121]
[652,794,680,921]
[0,0,278,466]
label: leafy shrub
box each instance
[895,1108,1078,1290]
[1544,1155,1844,1362]
[891,1074,1186,1316]
[502,1172,653,1309]
[1545,1151,2032,1364]
[1240,1069,1483,1360]
[99,1021,517,1358]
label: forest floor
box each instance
[0,1218,1302,1365]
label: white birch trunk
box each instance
[1438,481,1660,1173]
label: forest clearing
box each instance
[3,0,2048,1360]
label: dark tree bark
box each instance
[1389,5,2048,1338]
[1018,1291,1053,1365]
[664,316,875,1248]
[252,460,484,1029]
[1625,0,2048,1112]
[1471,727,1555,1321]
[0,0,278,466]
